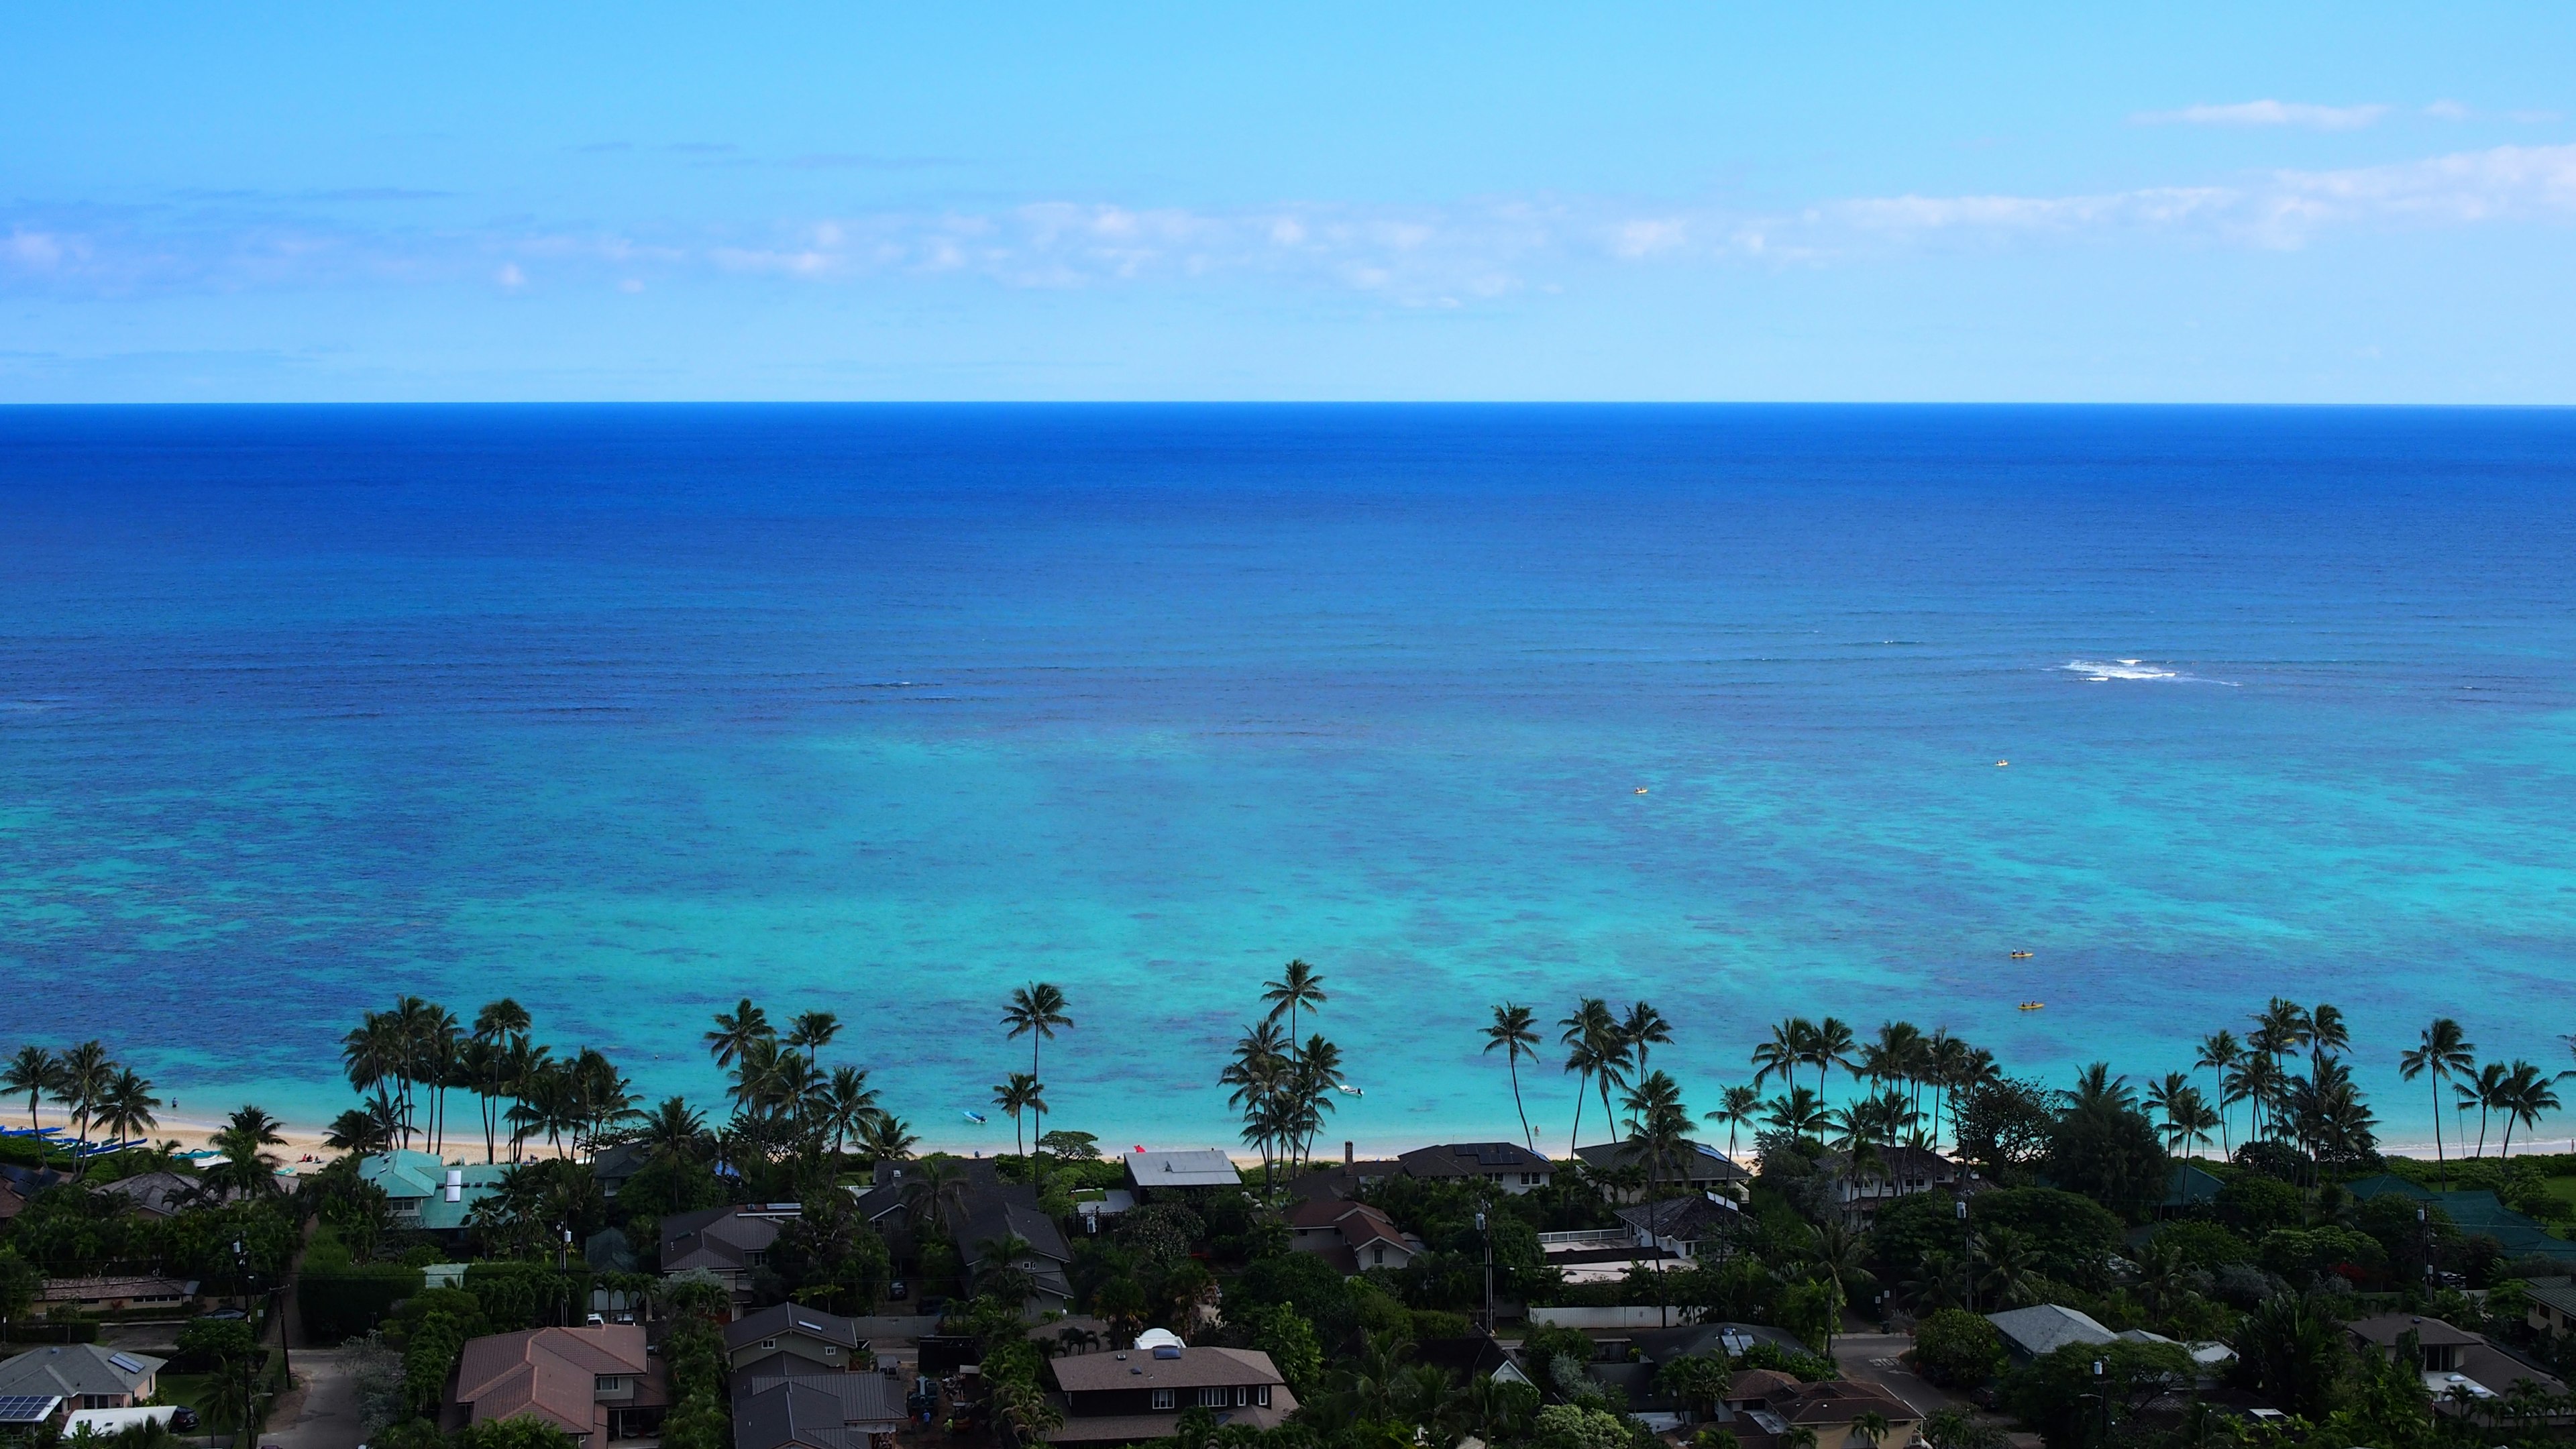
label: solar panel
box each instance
[0,1395,63,1423]
[109,1354,147,1373]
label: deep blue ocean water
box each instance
[4,405,2573,1154]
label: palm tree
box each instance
[704,998,773,1070]
[1003,982,1073,1146]
[857,1113,919,1163]
[1762,1086,1829,1141]
[1560,998,1629,1152]
[54,1040,114,1155]
[1752,1019,1809,1093]
[1803,1219,1874,1354]
[1706,1083,1761,1163]
[3,1046,62,1132]
[785,1010,842,1062]
[1619,1071,1691,1199]
[2400,1019,2476,1188]
[324,1107,393,1156]
[2065,1061,2136,1114]
[2458,1061,2511,1157]
[2145,1073,2194,1154]
[1621,1001,1672,1075]
[97,1068,160,1151]
[2194,1030,2243,1156]
[2497,1061,2561,1158]
[1809,1018,1858,1103]
[903,1156,972,1234]
[1261,961,1327,1059]
[1975,1227,2042,1308]
[818,1066,880,1157]
[1848,1412,1892,1449]
[640,1095,708,1159]
[206,1105,287,1196]
[2308,1004,2349,1059]
[1222,1020,1292,1187]
[995,1072,1043,1161]
[1482,1003,1542,1151]
[2168,1087,2218,1159]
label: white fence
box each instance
[1525,1305,1705,1330]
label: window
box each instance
[1151,1390,1175,1411]
[1235,1387,1249,1407]
[596,1376,628,1393]
[761,1339,777,1350]
[1198,1388,1231,1409]
[1257,1387,1272,1408]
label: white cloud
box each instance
[2424,100,2472,121]
[2134,100,2390,131]
[7,142,2575,301]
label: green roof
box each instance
[2346,1174,2576,1262]
[357,1150,513,1232]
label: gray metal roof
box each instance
[0,1345,164,1399]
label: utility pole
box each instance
[1956,1198,1972,1312]
[1475,1210,1494,1334]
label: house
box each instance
[443,1325,669,1445]
[733,1375,904,1449]
[590,1142,653,1200]
[1572,1141,1750,1202]
[96,1171,227,1220]
[1728,1378,1921,1449]
[1634,1322,1814,1370]
[725,1303,870,1379]
[1616,1195,1739,1261]
[2345,1313,2562,1406]
[1044,1343,1295,1444]
[953,1193,1077,1316]
[0,1163,65,1222]
[1823,1146,1973,1221]
[1986,1304,2118,1362]
[357,1150,511,1237]
[1396,1142,1554,1194]
[1123,1150,1242,1197]
[1287,1155,1403,1204]
[1283,1198,1421,1275]
[38,1275,202,1313]
[2524,1277,2576,1339]
[1410,1332,1534,1389]
[2345,1176,2576,1266]
[0,1344,165,1410]
[661,1203,802,1309]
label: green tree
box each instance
[1244,1301,1325,1399]
[2044,1087,2171,1222]
[2233,1293,2350,1421]
[454,1415,584,1449]
[1997,1339,2195,1449]
[1912,1308,2006,1387]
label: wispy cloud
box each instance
[2134,100,2390,131]
[7,143,2575,301]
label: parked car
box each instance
[170,1409,201,1432]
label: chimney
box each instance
[1344,1141,1354,1166]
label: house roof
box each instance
[734,1376,906,1449]
[1617,1195,1737,1239]
[38,1275,199,1303]
[1045,1403,1297,1444]
[96,1172,221,1218]
[592,1142,653,1181]
[955,1193,1073,1267]
[1124,1150,1242,1189]
[450,1326,661,1437]
[1049,1346,1286,1394]
[1397,1142,1552,1177]
[1572,1140,1749,1180]
[2347,1314,2485,1350]
[1761,1379,1920,1426]
[0,1345,165,1399]
[662,1205,793,1275]
[1987,1304,2119,1358]
[358,1150,511,1232]
[1631,1322,1811,1366]
[725,1303,866,1353]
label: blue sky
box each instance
[5,4,2573,401]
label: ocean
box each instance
[3,404,2573,1156]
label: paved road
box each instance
[1830,1332,1970,1417]
[265,1348,364,1449]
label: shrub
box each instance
[175,1317,258,1370]
[297,1263,425,1343]
[1912,1308,2006,1386]
[2152,1220,2254,1271]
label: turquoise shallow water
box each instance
[2,405,2573,1153]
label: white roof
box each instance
[1987,1303,2117,1358]
[1127,1149,1242,1187]
[68,1409,178,1436]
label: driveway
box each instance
[1830,1332,1970,1417]
[264,1348,364,1449]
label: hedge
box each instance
[299,1263,427,1342]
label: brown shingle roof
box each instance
[449,1326,661,1440]
[1049,1346,1286,1394]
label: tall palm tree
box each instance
[54,1040,114,1155]
[1482,1003,1542,1151]
[1289,1034,1344,1169]
[1002,983,1073,1145]
[2497,1061,2560,1159]
[2065,1061,2137,1114]
[857,1113,919,1163]
[1560,998,1609,1153]
[1706,1084,1761,1163]
[1809,1018,1859,1103]
[1621,1001,1672,1075]
[819,1066,880,1157]
[704,998,773,1070]
[1560,998,1629,1152]
[2,1046,62,1132]
[474,997,531,1043]
[641,1095,709,1159]
[97,1068,160,1150]
[2400,1019,2475,1187]
[1762,1087,1829,1141]
[1752,1019,1808,1093]
[2308,1004,2349,1060]
[1619,1070,1691,1199]
[1260,961,1327,1060]
[1222,1020,1292,1187]
[2145,1073,2193,1153]
[995,1072,1043,1160]
[2194,1030,2244,1157]
[207,1106,287,1196]
[785,1011,842,1062]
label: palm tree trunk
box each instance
[2432,1073,2447,1188]
[1568,1072,1587,1156]
[1509,1055,1532,1152]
